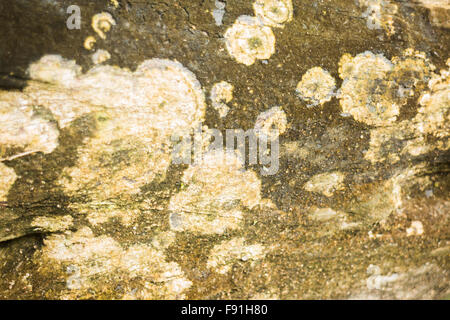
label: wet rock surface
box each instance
[0,0,449,299]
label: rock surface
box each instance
[0,0,448,299]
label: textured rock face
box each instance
[0,0,449,300]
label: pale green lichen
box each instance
[19,55,207,200]
[28,54,81,85]
[365,57,448,163]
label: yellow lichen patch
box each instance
[91,49,111,64]
[296,67,336,107]
[399,61,449,157]
[365,58,448,163]
[28,54,81,85]
[357,0,398,36]
[338,50,435,127]
[207,238,266,274]
[31,215,73,233]
[110,0,119,8]
[92,12,116,40]
[0,163,16,201]
[225,16,276,66]
[37,227,191,299]
[414,58,449,139]
[254,106,287,141]
[304,171,345,197]
[253,0,293,28]
[59,119,172,200]
[20,55,207,199]
[168,151,262,235]
[71,204,142,227]
[389,49,436,99]
[0,91,60,155]
[210,81,234,118]
[338,51,397,126]
[83,36,96,51]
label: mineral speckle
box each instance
[406,221,425,237]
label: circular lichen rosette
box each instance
[224,16,276,66]
[296,67,336,107]
[253,0,293,28]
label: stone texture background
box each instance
[0,0,449,299]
